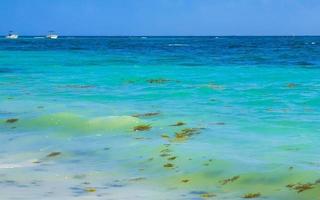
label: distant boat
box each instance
[5,31,18,39]
[46,31,58,39]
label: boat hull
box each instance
[46,35,58,39]
[5,35,18,39]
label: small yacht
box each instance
[5,31,18,39]
[46,31,58,39]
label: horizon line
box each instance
[1,35,320,37]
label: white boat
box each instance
[5,31,18,39]
[46,31,58,39]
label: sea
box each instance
[0,36,320,199]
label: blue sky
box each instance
[1,0,320,36]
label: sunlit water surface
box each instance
[1,37,320,199]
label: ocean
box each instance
[0,36,320,199]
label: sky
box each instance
[1,0,320,36]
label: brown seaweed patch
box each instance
[220,176,240,185]
[170,122,186,126]
[286,183,314,193]
[163,163,174,168]
[160,149,171,153]
[46,152,61,158]
[132,112,160,118]
[181,179,190,183]
[6,118,18,123]
[133,124,151,131]
[168,156,177,161]
[242,193,261,198]
[161,134,170,139]
[174,128,202,141]
[160,153,170,157]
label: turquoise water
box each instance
[1,37,320,199]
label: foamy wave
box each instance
[23,112,141,133]
[0,161,35,169]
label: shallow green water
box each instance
[0,37,320,199]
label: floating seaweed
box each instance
[286,184,295,188]
[161,134,170,139]
[242,193,261,198]
[84,187,96,192]
[220,176,240,185]
[46,152,61,158]
[168,156,177,161]
[133,124,151,131]
[160,153,170,157]
[170,122,186,126]
[135,137,149,140]
[160,149,171,153]
[132,112,160,118]
[181,179,189,183]
[129,177,146,182]
[200,192,216,198]
[287,83,297,88]
[163,163,174,168]
[174,128,201,141]
[6,118,18,123]
[286,183,314,193]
